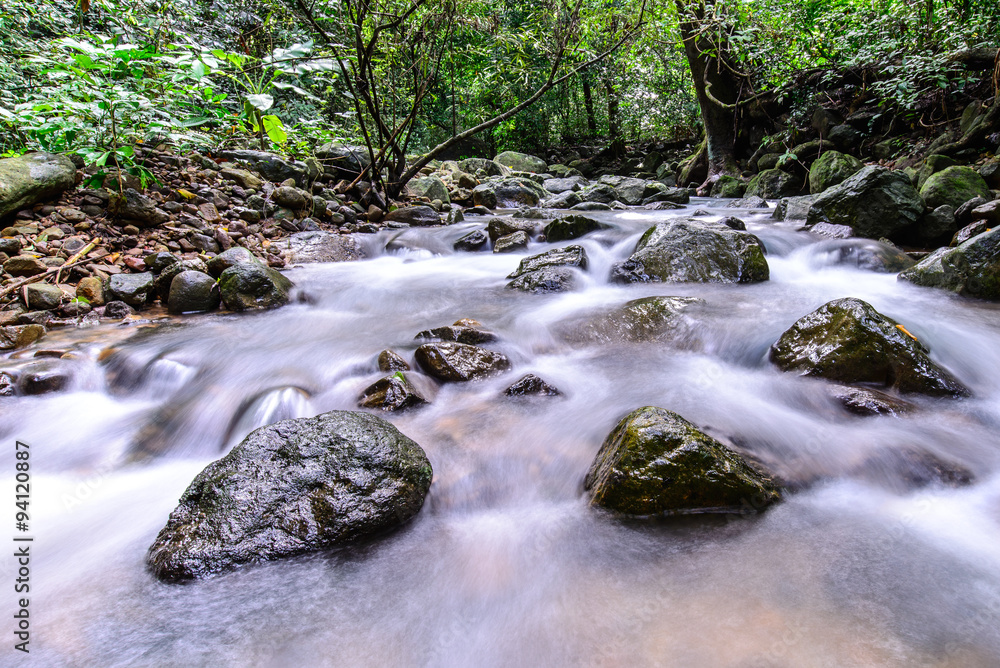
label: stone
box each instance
[473,178,546,209]
[912,205,957,247]
[458,158,506,177]
[206,247,258,277]
[809,222,854,239]
[570,201,612,212]
[107,188,169,228]
[384,205,441,226]
[168,271,220,314]
[144,252,180,274]
[829,386,914,417]
[506,266,578,293]
[0,324,45,350]
[507,245,588,278]
[806,166,924,240]
[25,283,62,310]
[745,168,802,199]
[493,231,528,253]
[4,255,46,277]
[725,196,769,209]
[102,301,135,319]
[219,168,263,190]
[710,175,745,198]
[898,227,1000,300]
[952,221,989,246]
[808,150,862,194]
[273,186,308,210]
[915,154,957,191]
[584,406,780,516]
[197,202,222,223]
[106,272,155,307]
[18,360,71,395]
[769,297,968,396]
[453,229,488,252]
[271,231,368,264]
[608,177,649,205]
[576,183,616,204]
[543,190,582,209]
[219,149,310,186]
[154,259,209,302]
[504,374,562,397]
[358,373,428,412]
[828,124,862,152]
[971,200,1000,225]
[560,296,703,345]
[0,152,77,220]
[610,218,769,284]
[377,350,410,372]
[415,324,496,345]
[772,195,818,221]
[955,197,990,226]
[815,239,914,272]
[146,410,432,580]
[0,238,21,255]
[407,176,450,204]
[494,151,547,173]
[415,342,511,382]
[218,263,293,311]
[543,176,588,194]
[919,166,991,210]
[543,215,610,242]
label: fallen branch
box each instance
[0,252,110,302]
[55,238,101,284]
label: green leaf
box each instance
[262,114,287,145]
[246,94,274,112]
[192,60,208,80]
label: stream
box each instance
[3,200,1000,667]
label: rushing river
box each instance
[3,200,1000,667]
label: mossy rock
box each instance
[919,165,991,210]
[899,226,1000,300]
[218,262,293,311]
[585,406,780,516]
[543,215,609,242]
[494,151,547,173]
[769,297,968,396]
[710,175,746,198]
[808,150,862,194]
[745,168,802,199]
[806,166,923,240]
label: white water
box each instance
[3,201,1000,667]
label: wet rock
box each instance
[415,342,511,382]
[919,166,991,210]
[384,205,440,227]
[25,283,62,310]
[107,188,169,228]
[898,227,1000,300]
[504,374,562,397]
[710,175,745,198]
[4,255,47,277]
[473,178,546,209]
[145,410,433,580]
[102,301,135,319]
[60,301,91,317]
[272,231,368,264]
[610,218,769,284]
[0,324,45,350]
[955,196,990,227]
[0,372,14,396]
[453,229,488,252]
[206,247,258,277]
[769,297,969,396]
[808,150,862,194]
[543,214,610,242]
[576,183,616,204]
[807,166,924,240]
[951,220,989,246]
[154,259,209,302]
[912,205,957,247]
[493,231,528,253]
[773,195,818,221]
[745,168,802,199]
[144,252,180,274]
[915,154,957,190]
[543,190,582,209]
[18,360,71,395]
[415,324,496,344]
[105,272,154,307]
[377,350,410,372]
[358,373,428,412]
[218,263,293,311]
[273,186,307,210]
[809,222,854,239]
[643,201,684,211]
[506,266,577,293]
[494,151,546,173]
[571,201,613,212]
[829,386,915,417]
[0,152,77,220]
[585,406,780,516]
[486,217,536,243]
[543,176,588,194]
[508,245,588,278]
[560,296,703,344]
[851,448,973,491]
[972,200,1000,225]
[458,158,506,177]
[607,177,648,205]
[168,271,220,314]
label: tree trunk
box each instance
[604,77,620,140]
[582,76,597,135]
[675,0,742,185]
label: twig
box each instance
[0,253,110,302]
[55,238,101,284]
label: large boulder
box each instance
[543,176,588,194]
[218,263,293,311]
[473,178,546,209]
[898,227,1000,300]
[459,158,506,177]
[710,175,746,198]
[107,188,168,228]
[314,143,370,179]
[544,214,610,242]
[271,231,368,264]
[219,149,311,186]
[915,154,957,191]
[745,169,802,199]
[415,342,511,381]
[0,152,77,220]
[773,195,818,221]
[610,218,769,284]
[0,325,45,351]
[145,411,433,580]
[919,166,991,210]
[584,406,780,516]
[384,205,440,226]
[769,297,968,396]
[407,176,450,204]
[806,166,924,240]
[808,150,862,194]
[506,245,588,293]
[168,270,220,314]
[494,151,546,173]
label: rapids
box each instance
[3,200,1000,667]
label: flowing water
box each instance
[3,201,1000,667]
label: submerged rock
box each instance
[415,324,497,344]
[769,298,968,396]
[377,349,410,372]
[506,245,588,294]
[218,263,293,311]
[146,411,433,580]
[898,227,1000,300]
[561,296,703,345]
[610,218,769,284]
[543,215,610,242]
[585,406,780,516]
[829,385,915,417]
[503,374,562,397]
[415,342,511,382]
[453,229,488,252]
